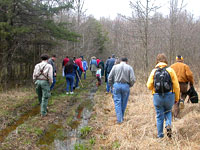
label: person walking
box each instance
[82,57,88,79]
[33,54,53,117]
[48,55,56,90]
[96,66,102,86]
[170,55,194,117]
[96,58,101,65]
[147,53,180,138]
[62,56,69,77]
[105,54,115,93]
[75,56,84,89]
[98,60,104,77]
[108,57,136,124]
[64,59,78,94]
[89,56,98,76]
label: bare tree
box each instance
[169,0,186,64]
[129,0,160,71]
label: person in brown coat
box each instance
[170,55,194,118]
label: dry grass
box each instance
[0,88,35,113]
[90,82,200,150]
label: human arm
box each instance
[146,69,156,91]
[79,61,84,72]
[48,65,53,83]
[185,65,194,85]
[170,68,180,102]
[33,64,39,82]
[86,61,88,70]
[108,66,115,87]
[129,67,136,87]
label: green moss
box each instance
[74,143,89,150]
[80,126,93,139]
[37,124,63,145]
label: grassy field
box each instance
[0,73,200,150]
[89,82,200,150]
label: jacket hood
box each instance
[155,62,168,68]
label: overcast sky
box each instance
[84,0,200,19]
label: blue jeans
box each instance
[84,70,86,79]
[66,75,75,92]
[153,92,175,138]
[113,83,130,123]
[50,76,56,90]
[106,73,112,93]
[75,70,82,88]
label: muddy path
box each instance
[0,78,66,143]
[0,74,98,150]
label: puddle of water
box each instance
[0,106,40,143]
[54,84,98,150]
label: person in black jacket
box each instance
[64,59,78,94]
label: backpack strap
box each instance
[164,67,173,93]
[35,64,48,80]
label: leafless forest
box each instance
[1,0,200,88]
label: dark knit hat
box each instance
[176,55,183,61]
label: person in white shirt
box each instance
[33,54,53,117]
[96,67,101,86]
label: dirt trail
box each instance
[0,74,97,149]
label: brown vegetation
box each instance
[90,82,200,149]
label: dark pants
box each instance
[173,82,188,118]
[180,82,188,100]
[106,73,112,93]
[66,75,75,92]
[50,76,56,90]
[84,70,87,79]
[96,76,101,86]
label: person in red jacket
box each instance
[62,56,69,66]
[62,56,69,77]
[96,58,101,65]
[75,56,85,88]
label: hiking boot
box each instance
[179,99,184,109]
[166,125,172,138]
[66,92,69,95]
[41,114,47,118]
[70,92,74,94]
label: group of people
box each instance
[62,56,86,94]
[33,53,195,140]
[147,53,194,138]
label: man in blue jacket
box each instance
[82,56,88,79]
[105,54,115,93]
